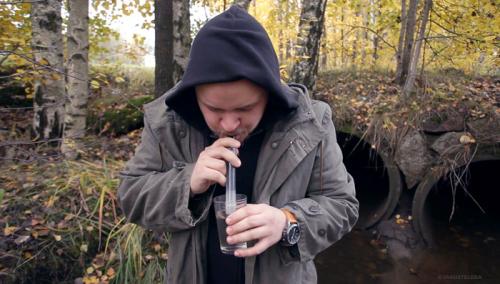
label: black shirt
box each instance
[206,128,266,284]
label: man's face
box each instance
[195,79,268,142]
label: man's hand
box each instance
[226,204,287,257]
[190,137,241,195]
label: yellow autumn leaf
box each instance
[91,80,100,89]
[106,267,115,277]
[4,226,18,236]
[115,76,125,83]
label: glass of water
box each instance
[213,194,247,254]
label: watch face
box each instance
[287,224,300,244]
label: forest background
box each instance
[0,0,498,283]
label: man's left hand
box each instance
[226,204,287,257]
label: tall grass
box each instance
[1,157,167,283]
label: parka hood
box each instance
[164,5,298,127]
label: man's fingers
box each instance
[201,168,226,186]
[227,215,264,235]
[234,239,269,258]
[203,158,227,175]
[227,225,268,244]
[211,137,240,149]
[226,204,262,225]
[203,147,241,168]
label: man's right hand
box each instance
[190,137,241,195]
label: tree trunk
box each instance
[172,0,191,83]
[403,0,432,95]
[340,6,346,67]
[276,0,284,62]
[372,0,381,64]
[396,0,419,85]
[62,0,89,159]
[290,0,328,94]
[361,2,368,66]
[232,0,252,10]
[395,0,407,79]
[31,0,65,141]
[154,0,173,98]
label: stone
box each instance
[430,132,474,165]
[467,115,500,144]
[395,130,433,188]
[422,111,465,133]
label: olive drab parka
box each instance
[118,83,359,284]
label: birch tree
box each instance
[61,0,89,159]
[290,0,328,94]
[233,0,252,10]
[172,0,191,83]
[395,0,407,78]
[31,0,65,141]
[154,0,190,98]
[403,0,432,95]
[395,0,419,85]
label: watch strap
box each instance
[281,208,297,223]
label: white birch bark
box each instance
[395,0,407,80]
[290,0,328,93]
[396,0,419,85]
[403,0,432,95]
[31,0,65,141]
[62,0,89,159]
[172,0,191,83]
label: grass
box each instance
[0,156,167,284]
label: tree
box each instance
[154,0,173,98]
[154,0,190,98]
[395,0,406,75]
[31,0,65,141]
[233,0,252,10]
[403,0,432,94]
[172,0,191,83]
[61,0,89,159]
[290,0,328,94]
[395,0,418,85]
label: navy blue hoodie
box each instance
[164,5,298,124]
[164,6,299,284]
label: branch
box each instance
[0,0,45,4]
[0,44,19,66]
[338,24,397,51]
[0,50,85,81]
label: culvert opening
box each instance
[412,159,500,280]
[336,132,401,229]
[419,160,500,247]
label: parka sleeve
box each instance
[280,104,359,263]
[117,114,212,233]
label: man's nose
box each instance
[220,113,240,133]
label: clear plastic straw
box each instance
[225,147,237,214]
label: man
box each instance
[118,5,358,284]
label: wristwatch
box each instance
[280,208,300,246]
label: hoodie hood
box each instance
[164,5,299,127]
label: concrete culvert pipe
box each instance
[409,157,500,281]
[412,157,500,248]
[336,132,403,229]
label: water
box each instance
[215,210,247,254]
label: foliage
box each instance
[0,151,167,284]
[190,0,498,76]
[87,95,153,136]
